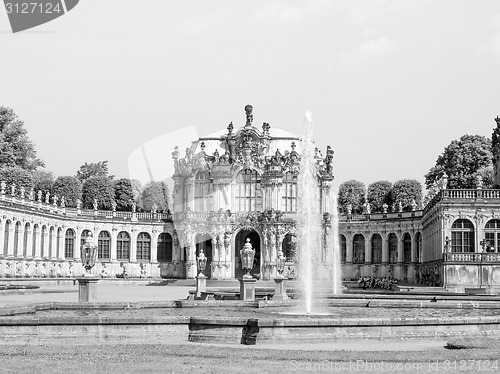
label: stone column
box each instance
[365,234,372,264]
[110,229,117,262]
[25,226,33,258]
[15,223,25,258]
[185,178,195,212]
[34,227,42,259]
[346,234,353,263]
[50,228,58,260]
[130,230,138,263]
[150,231,158,263]
[57,229,65,260]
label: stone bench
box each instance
[187,290,196,301]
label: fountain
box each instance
[297,111,341,313]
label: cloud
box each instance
[181,10,230,36]
[338,37,395,64]
[253,0,330,22]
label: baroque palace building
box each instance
[1,105,500,293]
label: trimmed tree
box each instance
[82,176,115,209]
[140,181,171,211]
[0,106,44,171]
[367,181,393,213]
[337,180,366,214]
[391,179,423,211]
[76,161,114,182]
[32,169,54,198]
[0,166,33,194]
[114,178,135,211]
[51,176,83,207]
[425,134,492,190]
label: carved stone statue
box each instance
[382,203,388,214]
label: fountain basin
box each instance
[1,298,500,345]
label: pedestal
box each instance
[76,276,99,302]
[196,274,206,298]
[272,277,288,300]
[239,277,257,301]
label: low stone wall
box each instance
[189,315,500,345]
[0,259,161,279]
[444,263,500,295]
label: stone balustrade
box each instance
[0,190,173,222]
[444,252,500,263]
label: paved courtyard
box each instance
[0,281,192,307]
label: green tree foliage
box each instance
[82,176,115,209]
[140,181,171,211]
[32,169,54,197]
[475,165,494,188]
[337,180,366,214]
[425,134,492,190]
[0,106,44,171]
[367,181,393,212]
[51,176,83,207]
[113,178,136,211]
[76,161,114,182]
[391,179,422,211]
[0,166,33,194]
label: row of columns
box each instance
[1,220,174,264]
[343,232,421,265]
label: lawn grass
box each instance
[2,338,499,374]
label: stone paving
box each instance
[0,280,192,307]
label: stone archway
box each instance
[234,229,261,279]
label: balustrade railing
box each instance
[444,252,500,263]
[0,194,173,222]
[424,189,500,214]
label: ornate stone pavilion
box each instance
[0,106,500,293]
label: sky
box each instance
[1,0,500,190]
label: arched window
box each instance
[137,232,151,261]
[282,172,297,212]
[3,220,10,256]
[451,219,475,252]
[484,219,500,252]
[49,226,54,258]
[371,234,382,264]
[32,224,38,258]
[41,225,47,258]
[157,233,173,262]
[14,221,21,255]
[194,172,213,212]
[415,232,422,262]
[234,169,262,212]
[353,234,365,264]
[340,234,347,263]
[117,231,130,260]
[57,227,62,258]
[80,229,92,250]
[388,233,398,264]
[65,229,76,259]
[98,231,111,260]
[403,233,411,263]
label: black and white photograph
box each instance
[1,1,500,373]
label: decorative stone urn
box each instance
[239,238,257,301]
[240,238,255,279]
[76,233,99,302]
[196,249,208,298]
